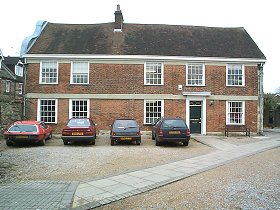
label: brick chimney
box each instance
[114,4,123,32]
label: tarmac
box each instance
[0,130,280,210]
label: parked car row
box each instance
[3,117,191,147]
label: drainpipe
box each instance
[22,58,27,119]
[257,63,264,135]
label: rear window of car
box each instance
[67,119,91,127]
[9,124,38,132]
[162,119,186,128]
[113,120,138,128]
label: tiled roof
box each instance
[27,22,266,59]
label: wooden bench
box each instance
[225,125,250,137]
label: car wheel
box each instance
[39,138,46,146]
[136,140,141,145]
[183,141,189,146]
[47,132,52,140]
[155,135,161,146]
[111,139,115,146]
[63,140,68,145]
[152,132,155,140]
[6,139,13,146]
[91,140,96,145]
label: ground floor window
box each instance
[144,100,164,124]
[226,101,245,124]
[38,99,57,123]
[69,99,90,118]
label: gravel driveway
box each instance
[0,134,212,183]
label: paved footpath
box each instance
[71,134,280,210]
[0,133,279,210]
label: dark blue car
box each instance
[110,119,141,145]
[152,117,190,146]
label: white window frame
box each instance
[69,99,90,118]
[144,62,164,85]
[37,99,58,123]
[226,101,245,125]
[226,64,245,86]
[40,61,59,84]
[70,61,89,84]
[186,63,205,86]
[15,65,23,77]
[5,80,11,93]
[144,100,164,124]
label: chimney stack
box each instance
[114,4,123,32]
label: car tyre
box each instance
[63,140,69,145]
[90,140,96,145]
[136,140,141,145]
[111,139,115,146]
[47,132,52,140]
[39,138,46,146]
[6,139,13,146]
[183,141,189,146]
[152,132,155,140]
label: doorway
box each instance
[190,101,202,134]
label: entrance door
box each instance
[190,101,202,134]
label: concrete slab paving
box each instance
[71,137,280,210]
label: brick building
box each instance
[20,6,266,134]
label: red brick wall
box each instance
[25,62,259,133]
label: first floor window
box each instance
[227,64,244,86]
[71,61,89,84]
[38,99,57,123]
[18,83,23,95]
[70,99,89,118]
[226,101,244,124]
[144,62,163,85]
[144,100,164,124]
[40,61,58,84]
[187,63,205,86]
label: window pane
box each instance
[40,100,56,123]
[187,64,203,85]
[41,61,57,83]
[145,100,163,124]
[71,100,88,118]
[72,62,89,84]
[145,63,163,85]
[227,64,243,86]
[228,101,243,124]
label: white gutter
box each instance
[23,54,266,63]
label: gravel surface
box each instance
[0,134,212,183]
[99,147,280,210]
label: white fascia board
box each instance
[23,54,267,63]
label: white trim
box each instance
[144,62,164,85]
[69,99,90,119]
[37,99,58,124]
[186,63,205,86]
[186,97,207,135]
[226,64,245,87]
[144,99,164,124]
[39,61,59,84]
[23,54,266,63]
[5,80,11,93]
[70,61,90,85]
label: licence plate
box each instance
[120,137,132,140]
[16,136,28,139]
[72,132,84,136]
[169,131,181,135]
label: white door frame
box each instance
[186,96,207,135]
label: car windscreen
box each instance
[67,119,91,127]
[113,120,138,128]
[9,124,38,132]
[162,120,186,128]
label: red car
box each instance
[3,121,52,146]
[61,118,97,145]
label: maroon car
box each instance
[61,118,97,145]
